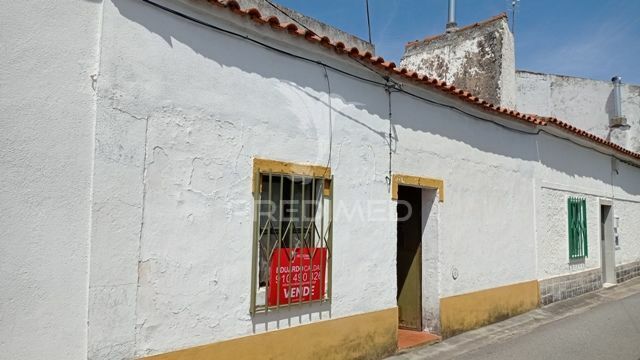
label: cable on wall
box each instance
[140,0,384,88]
[140,0,533,136]
[140,0,639,170]
[321,65,333,178]
[384,78,401,188]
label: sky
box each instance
[275,0,640,84]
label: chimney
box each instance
[400,13,516,108]
[446,0,458,32]
[610,76,629,129]
[608,75,631,150]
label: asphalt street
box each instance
[389,278,640,360]
[452,292,640,360]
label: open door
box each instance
[600,203,616,285]
[397,186,422,330]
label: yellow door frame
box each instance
[391,174,445,202]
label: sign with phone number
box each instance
[268,248,327,306]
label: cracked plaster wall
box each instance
[85,0,640,358]
[88,0,393,358]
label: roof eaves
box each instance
[204,0,640,163]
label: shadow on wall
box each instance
[111,0,640,191]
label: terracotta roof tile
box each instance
[204,1,639,161]
[284,23,299,33]
[266,16,280,26]
[381,61,396,69]
[347,47,359,57]
[225,0,240,10]
[246,8,261,19]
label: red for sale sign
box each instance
[268,248,327,306]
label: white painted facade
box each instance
[535,140,640,279]
[2,1,640,359]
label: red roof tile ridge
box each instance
[406,13,508,48]
[202,2,640,161]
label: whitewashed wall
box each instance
[534,133,640,279]
[0,0,102,359]
[90,0,396,357]
[516,71,640,153]
[614,199,640,266]
[390,83,539,298]
[90,1,543,356]
[4,0,637,359]
[86,0,640,357]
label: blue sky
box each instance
[275,0,640,84]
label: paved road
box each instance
[454,292,640,360]
[390,278,640,360]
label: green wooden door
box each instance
[397,186,422,330]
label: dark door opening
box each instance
[397,186,422,330]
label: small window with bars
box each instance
[250,159,333,315]
[568,197,588,259]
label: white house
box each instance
[2,1,639,359]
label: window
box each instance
[250,159,333,314]
[568,197,588,259]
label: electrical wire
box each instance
[399,84,640,167]
[140,0,639,169]
[140,0,528,135]
[365,0,372,44]
[140,0,385,88]
[321,65,333,178]
[385,80,401,187]
[398,87,539,136]
[144,0,538,137]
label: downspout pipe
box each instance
[446,0,457,32]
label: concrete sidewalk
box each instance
[388,277,640,360]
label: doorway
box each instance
[600,203,616,285]
[397,186,422,330]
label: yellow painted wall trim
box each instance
[391,174,445,202]
[439,280,540,338]
[141,307,398,360]
[252,158,332,195]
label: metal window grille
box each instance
[568,197,588,259]
[250,171,333,315]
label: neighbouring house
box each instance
[2,1,639,360]
[401,13,640,154]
